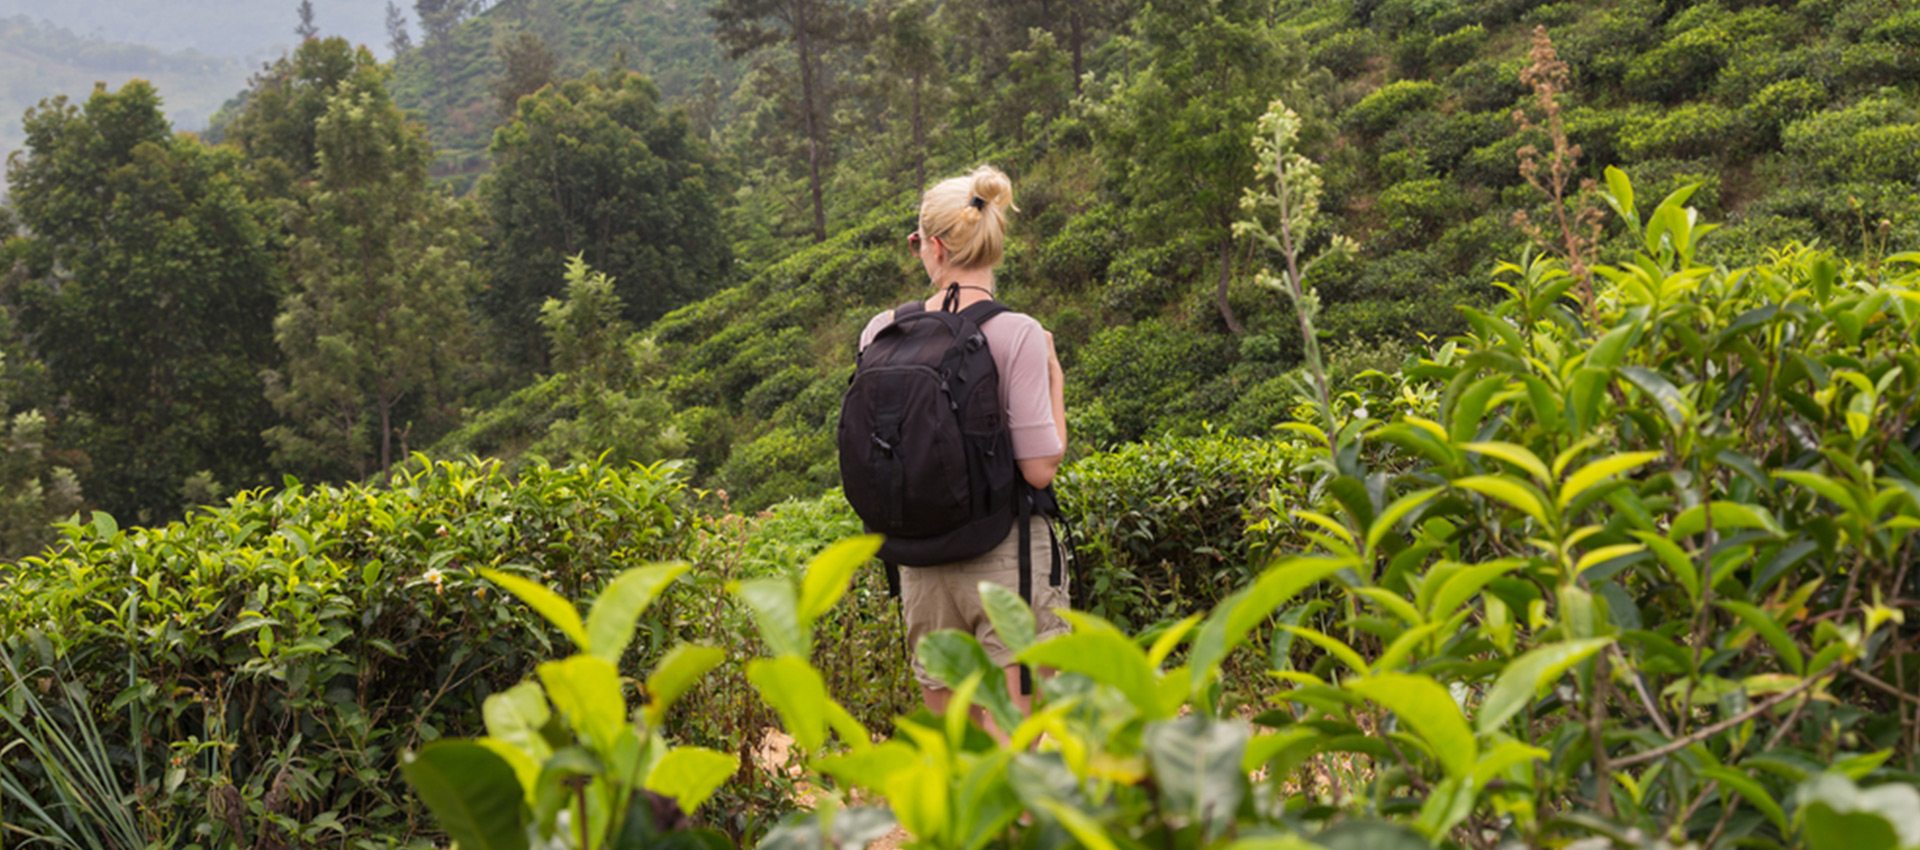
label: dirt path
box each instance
[753,728,909,849]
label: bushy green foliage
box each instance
[482,70,732,367]
[1343,79,1444,137]
[1057,433,1310,628]
[1068,319,1235,447]
[1781,93,1920,185]
[264,65,482,481]
[0,457,692,843]
[4,79,281,524]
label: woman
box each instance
[855,164,1069,722]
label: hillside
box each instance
[0,16,252,184]
[439,0,1920,513]
[388,0,736,187]
[0,0,400,59]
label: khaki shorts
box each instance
[901,518,1071,690]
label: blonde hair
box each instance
[919,164,1018,270]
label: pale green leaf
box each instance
[798,536,882,626]
[644,747,739,815]
[481,568,588,651]
[585,563,688,663]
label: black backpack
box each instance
[838,297,1018,566]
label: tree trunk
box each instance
[1217,234,1242,334]
[1068,5,1084,93]
[795,2,828,243]
[911,67,925,191]
[378,395,393,478]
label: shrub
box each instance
[1782,94,1920,184]
[1056,432,1310,628]
[1833,40,1917,90]
[1445,58,1527,113]
[1425,23,1486,71]
[1619,101,1747,160]
[1033,202,1122,290]
[714,426,833,512]
[1343,80,1445,137]
[1067,319,1235,446]
[1311,28,1382,77]
[1376,177,1467,247]
[0,457,693,844]
[1745,77,1829,140]
[1865,7,1920,47]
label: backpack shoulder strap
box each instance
[894,300,926,320]
[957,299,1008,329]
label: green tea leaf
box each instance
[814,741,919,791]
[482,681,552,759]
[798,536,881,626]
[733,577,810,657]
[1020,628,1163,718]
[747,655,832,751]
[1559,451,1663,509]
[978,581,1038,657]
[401,741,530,850]
[1718,601,1805,675]
[1454,475,1552,526]
[536,655,626,753]
[1463,442,1551,484]
[1348,673,1476,780]
[1796,773,1920,850]
[1366,487,1442,557]
[1143,715,1250,836]
[1278,625,1369,675]
[481,568,589,651]
[1476,638,1613,734]
[1671,501,1784,539]
[918,630,1021,734]
[1035,800,1119,850]
[586,563,688,663]
[1427,559,1522,621]
[1700,766,1788,835]
[644,644,725,725]
[644,746,739,815]
[1618,366,1691,430]
[1188,556,1353,692]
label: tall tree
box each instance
[265,73,480,480]
[1095,0,1310,334]
[224,37,386,194]
[296,0,319,39]
[4,82,282,521]
[713,0,860,243]
[483,70,730,369]
[490,29,558,118]
[386,1,413,55]
[877,0,942,190]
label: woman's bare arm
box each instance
[1017,332,1067,489]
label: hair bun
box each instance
[969,165,1016,213]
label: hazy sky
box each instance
[0,0,406,60]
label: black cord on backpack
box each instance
[940,281,997,313]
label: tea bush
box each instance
[1056,433,1312,629]
[0,456,694,845]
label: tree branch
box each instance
[1611,665,1840,770]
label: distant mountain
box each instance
[1,15,253,188]
[0,0,401,60]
